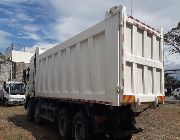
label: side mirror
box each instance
[4,87,9,93]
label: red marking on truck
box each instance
[129,16,133,19]
[136,24,140,28]
[128,15,161,34]
[147,29,153,34]
[123,95,135,103]
[135,18,140,22]
[147,25,151,28]
[157,96,165,102]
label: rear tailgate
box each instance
[122,15,164,104]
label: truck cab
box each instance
[0,81,25,105]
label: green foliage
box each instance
[165,74,180,89]
[164,22,180,53]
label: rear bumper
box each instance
[122,95,165,104]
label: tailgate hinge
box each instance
[116,85,122,93]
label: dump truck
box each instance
[23,5,164,140]
[0,81,25,105]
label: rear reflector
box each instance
[123,95,135,103]
[157,96,165,102]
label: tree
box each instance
[165,73,180,90]
[164,22,180,53]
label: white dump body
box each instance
[34,5,164,107]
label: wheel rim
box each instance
[75,121,85,140]
[59,116,67,136]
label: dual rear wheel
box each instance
[26,101,93,140]
[26,100,35,121]
[73,111,92,140]
[26,100,42,124]
[58,109,71,140]
[34,102,42,124]
[58,110,92,140]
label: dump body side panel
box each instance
[35,12,121,106]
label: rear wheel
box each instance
[58,108,71,140]
[26,100,35,121]
[3,98,8,107]
[34,102,42,124]
[72,111,93,140]
[174,95,179,100]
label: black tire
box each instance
[174,95,179,100]
[26,100,35,121]
[72,111,93,140]
[3,98,8,107]
[58,109,72,140]
[34,102,42,124]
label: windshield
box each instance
[9,83,25,95]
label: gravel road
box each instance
[0,104,179,140]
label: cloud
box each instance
[164,45,180,70]
[164,53,180,70]
[53,16,98,41]
[0,0,30,4]
[0,7,14,16]
[44,0,180,42]
[21,41,58,53]
[0,30,11,49]
[19,32,41,40]
[0,18,17,24]
[45,0,118,41]
[23,24,39,32]
[15,13,34,22]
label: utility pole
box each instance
[24,45,26,52]
[131,0,133,16]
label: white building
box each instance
[5,50,34,63]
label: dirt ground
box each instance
[132,104,180,140]
[0,104,179,140]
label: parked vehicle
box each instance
[0,81,25,105]
[23,5,164,140]
[172,88,180,100]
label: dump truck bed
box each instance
[34,5,164,106]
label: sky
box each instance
[0,0,180,70]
